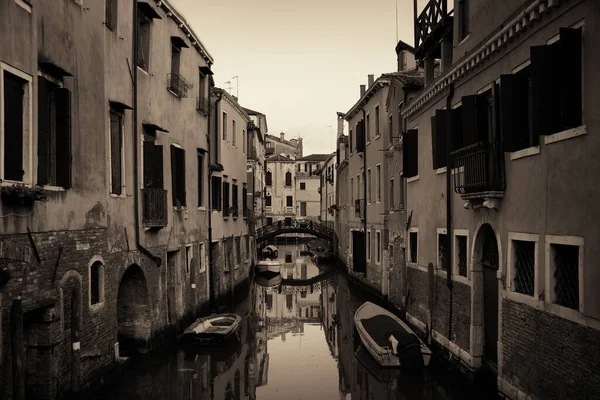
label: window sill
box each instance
[15,0,32,12]
[167,88,183,99]
[42,185,66,192]
[1,180,31,188]
[110,193,127,199]
[197,206,207,211]
[509,146,540,160]
[137,66,149,75]
[435,166,447,175]
[544,125,587,145]
[198,268,206,274]
[173,206,187,211]
[407,175,420,183]
[374,134,381,140]
[89,302,105,313]
[407,262,427,273]
[457,32,471,47]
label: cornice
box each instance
[216,89,250,121]
[402,0,562,119]
[345,77,392,120]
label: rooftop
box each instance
[297,154,331,162]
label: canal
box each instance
[98,241,499,400]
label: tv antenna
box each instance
[224,80,233,94]
[231,76,239,98]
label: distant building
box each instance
[244,107,268,231]
[265,132,303,158]
[318,153,337,230]
[296,153,330,221]
[264,153,296,224]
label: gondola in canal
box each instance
[181,313,241,345]
[256,244,282,273]
[354,301,431,369]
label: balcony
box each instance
[285,206,295,215]
[452,141,505,201]
[354,199,365,220]
[196,96,209,115]
[142,189,168,228]
[414,0,453,59]
[167,73,192,98]
[266,147,275,156]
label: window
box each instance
[222,180,230,213]
[2,67,32,184]
[301,263,307,278]
[232,182,238,216]
[300,202,307,216]
[366,114,370,141]
[136,9,151,71]
[389,178,394,209]
[376,231,381,263]
[37,75,72,188]
[168,43,182,95]
[242,129,246,153]
[198,243,206,273]
[235,237,241,266]
[367,231,371,261]
[398,172,405,210]
[232,119,236,146]
[222,112,227,140]
[301,291,307,298]
[356,120,366,152]
[109,109,124,194]
[454,232,468,277]
[457,0,469,41]
[437,229,448,270]
[510,239,536,296]
[375,106,380,136]
[266,217,273,226]
[265,170,272,186]
[285,253,292,263]
[242,183,247,217]
[143,134,163,191]
[211,176,222,210]
[170,145,186,207]
[356,174,361,199]
[388,115,393,145]
[367,168,371,203]
[185,245,192,274]
[285,171,292,186]
[198,70,207,103]
[349,129,353,153]
[265,195,272,206]
[409,229,418,264]
[300,182,306,190]
[286,196,293,207]
[431,110,450,169]
[546,235,583,311]
[376,164,381,202]
[105,0,118,31]
[500,65,533,152]
[304,163,308,172]
[403,129,418,178]
[197,151,204,206]
[89,260,105,306]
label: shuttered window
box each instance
[232,183,239,212]
[222,181,230,211]
[431,110,449,169]
[242,183,247,215]
[285,171,292,186]
[109,110,123,194]
[143,140,163,189]
[402,129,418,178]
[211,176,222,210]
[355,120,366,152]
[265,170,272,186]
[170,145,186,207]
[500,67,534,152]
[197,151,204,206]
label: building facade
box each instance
[0,0,213,398]
[295,154,329,221]
[265,132,303,158]
[264,154,296,224]
[318,153,337,230]
[400,0,600,399]
[244,107,268,232]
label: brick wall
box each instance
[431,276,471,351]
[502,300,600,399]
[406,267,429,325]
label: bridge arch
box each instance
[255,218,337,244]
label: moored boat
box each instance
[255,271,282,287]
[354,301,431,369]
[255,260,282,274]
[182,313,241,344]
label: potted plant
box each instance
[0,183,49,207]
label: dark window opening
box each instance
[137,11,151,71]
[105,0,118,31]
[300,182,306,190]
[285,171,292,186]
[109,110,123,194]
[300,202,307,216]
[90,261,104,305]
[4,72,26,182]
[265,195,272,206]
[402,129,418,178]
[458,0,469,41]
[431,110,449,170]
[232,183,239,217]
[551,243,579,310]
[170,146,186,207]
[410,231,418,263]
[197,151,204,206]
[266,217,273,226]
[265,170,272,186]
[143,139,163,189]
[438,233,448,270]
[285,254,292,263]
[501,66,534,152]
[286,196,293,207]
[242,183,247,217]
[211,176,222,211]
[375,106,380,135]
[457,236,467,277]
[513,240,535,296]
[222,181,230,215]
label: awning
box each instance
[171,36,189,49]
[199,66,214,76]
[137,1,162,19]
[39,58,73,77]
[109,100,134,111]
[142,122,169,133]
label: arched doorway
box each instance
[117,264,151,356]
[472,223,500,372]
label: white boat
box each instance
[182,313,241,344]
[255,271,282,287]
[354,301,431,369]
[255,260,282,274]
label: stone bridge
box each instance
[255,219,336,244]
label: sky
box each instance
[171,0,424,155]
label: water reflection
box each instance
[101,241,495,400]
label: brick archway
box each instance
[117,264,151,357]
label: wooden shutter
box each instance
[37,78,50,185]
[461,95,478,147]
[55,88,71,188]
[177,148,186,206]
[232,184,238,208]
[143,140,154,188]
[430,115,437,170]
[242,186,247,212]
[531,44,559,137]
[500,74,517,152]
[154,145,163,189]
[434,110,448,169]
[558,27,582,130]
[197,153,203,206]
[356,120,365,152]
[402,129,418,178]
[110,111,122,194]
[3,73,24,181]
[451,107,463,152]
[170,146,178,205]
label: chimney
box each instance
[280,132,285,141]
[368,74,374,87]
[339,139,346,162]
[336,112,345,138]
[360,84,366,97]
[397,50,405,72]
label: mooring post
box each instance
[11,298,25,400]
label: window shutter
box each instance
[242,186,247,212]
[430,115,437,170]
[55,88,72,188]
[451,107,463,152]
[176,148,186,206]
[558,27,582,130]
[500,74,517,152]
[434,110,448,168]
[110,112,122,194]
[143,140,154,188]
[197,153,203,207]
[170,145,178,205]
[531,44,560,137]
[154,145,163,189]
[37,78,50,185]
[4,73,25,181]
[461,95,478,147]
[356,120,365,152]
[402,129,418,178]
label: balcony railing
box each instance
[414,0,452,58]
[167,73,192,98]
[266,147,275,155]
[451,141,505,199]
[354,199,365,220]
[142,189,168,227]
[285,206,295,215]
[196,96,209,115]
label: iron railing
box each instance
[255,218,336,244]
[414,0,452,57]
[142,189,167,227]
[354,199,365,220]
[451,141,505,197]
[196,96,209,114]
[167,73,192,98]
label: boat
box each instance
[255,260,282,274]
[355,344,400,384]
[354,301,431,369]
[182,313,241,344]
[255,271,283,287]
[261,245,279,260]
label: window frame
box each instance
[367,230,371,262]
[88,256,106,311]
[436,228,448,272]
[408,228,419,266]
[185,244,193,275]
[376,230,381,265]
[109,107,125,196]
[545,235,584,313]
[376,164,381,203]
[507,232,539,300]
[198,242,206,273]
[453,229,470,283]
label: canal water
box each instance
[99,241,499,400]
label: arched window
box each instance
[285,171,292,187]
[88,257,105,307]
[265,170,272,186]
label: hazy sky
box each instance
[171,0,421,155]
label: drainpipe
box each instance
[362,109,367,272]
[207,81,215,312]
[132,0,161,268]
[445,83,455,339]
